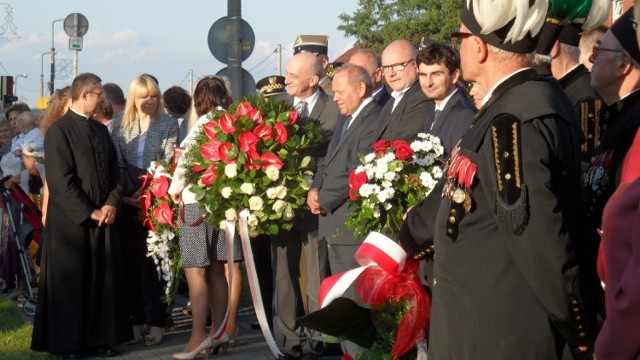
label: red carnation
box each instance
[287,111,299,124]
[201,140,222,161]
[247,108,263,124]
[151,176,169,198]
[261,153,283,170]
[273,122,288,144]
[219,113,237,134]
[238,131,259,152]
[153,202,174,226]
[237,102,254,116]
[253,124,273,140]
[203,121,219,140]
[394,142,414,161]
[192,163,204,172]
[218,143,235,164]
[372,140,389,154]
[200,164,218,185]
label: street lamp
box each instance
[13,74,27,97]
[41,52,51,97]
[51,17,64,95]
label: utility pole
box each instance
[189,69,194,95]
[276,44,282,76]
[51,18,64,95]
[228,0,242,101]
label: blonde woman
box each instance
[110,75,178,346]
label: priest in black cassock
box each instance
[31,73,130,358]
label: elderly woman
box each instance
[110,75,178,346]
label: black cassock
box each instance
[31,110,130,354]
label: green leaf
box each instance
[299,297,376,348]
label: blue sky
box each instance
[0,0,359,107]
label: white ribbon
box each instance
[237,209,283,357]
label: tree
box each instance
[338,0,464,53]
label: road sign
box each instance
[215,67,256,97]
[64,13,89,37]
[69,36,83,50]
[208,17,255,63]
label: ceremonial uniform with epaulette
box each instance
[401,2,594,358]
[556,23,606,170]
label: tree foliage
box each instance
[338,0,464,53]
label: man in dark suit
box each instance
[272,51,339,358]
[375,39,434,141]
[417,42,475,156]
[307,63,381,359]
[348,48,391,107]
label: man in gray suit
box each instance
[272,51,339,359]
[417,42,475,156]
[308,63,381,358]
[375,40,434,141]
[348,49,391,107]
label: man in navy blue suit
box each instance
[417,42,475,156]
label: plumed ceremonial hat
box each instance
[256,75,286,97]
[293,35,329,56]
[460,0,548,53]
[610,8,640,64]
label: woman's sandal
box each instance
[124,325,146,345]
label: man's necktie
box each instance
[430,110,441,131]
[297,101,309,117]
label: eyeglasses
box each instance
[87,91,104,97]
[592,46,625,60]
[380,59,415,73]
[450,31,474,48]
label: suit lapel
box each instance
[431,90,460,135]
[310,91,327,119]
[328,102,376,162]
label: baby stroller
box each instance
[0,175,43,315]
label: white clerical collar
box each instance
[294,89,321,114]
[561,63,581,79]
[482,67,532,106]
[435,87,459,111]
[70,107,90,120]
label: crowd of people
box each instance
[0,0,639,359]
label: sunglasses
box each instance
[592,46,625,60]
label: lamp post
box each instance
[51,17,64,95]
[13,74,27,98]
[41,52,51,97]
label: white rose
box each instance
[247,214,259,227]
[248,196,264,211]
[225,163,238,178]
[219,220,227,230]
[221,187,233,198]
[240,183,256,195]
[272,200,287,213]
[266,187,278,199]
[225,208,237,221]
[275,186,288,199]
[283,208,295,221]
[265,166,279,181]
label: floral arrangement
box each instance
[300,233,430,360]
[346,133,445,238]
[140,160,181,304]
[181,97,323,236]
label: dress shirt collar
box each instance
[70,107,90,120]
[482,67,531,106]
[435,87,459,111]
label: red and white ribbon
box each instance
[319,232,407,308]
[237,210,283,358]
